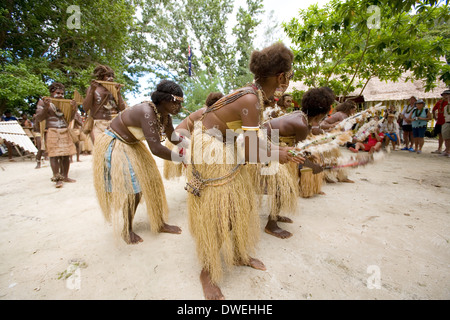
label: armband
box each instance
[242,126,260,131]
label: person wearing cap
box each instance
[431,90,450,154]
[408,99,431,154]
[399,96,416,151]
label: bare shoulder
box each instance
[130,102,154,114]
[236,90,259,106]
[190,107,206,121]
[285,113,308,131]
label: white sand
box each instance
[0,139,449,300]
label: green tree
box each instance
[0,0,143,114]
[136,0,264,110]
[283,0,450,99]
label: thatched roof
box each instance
[288,71,449,102]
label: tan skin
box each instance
[109,100,183,244]
[263,111,328,239]
[36,89,77,188]
[82,73,127,142]
[198,72,304,300]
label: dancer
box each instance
[93,80,184,244]
[35,83,78,188]
[185,43,304,300]
[319,99,357,131]
[163,92,223,180]
[82,65,127,143]
[262,87,335,236]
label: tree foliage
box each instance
[1,0,264,116]
[1,0,142,114]
[135,0,264,113]
[283,0,450,100]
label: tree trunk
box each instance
[344,28,372,96]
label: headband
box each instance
[171,94,184,102]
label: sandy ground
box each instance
[0,139,449,300]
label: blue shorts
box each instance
[104,130,141,194]
[385,133,398,142]
[412,127,426,138]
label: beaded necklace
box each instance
[405,104,414,114]
[144,101,168,142]
[414,107,425,119]
[251,82,269,125]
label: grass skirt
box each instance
[321,145,348,182]
[251,161,299,219]
[93,132,168,239]
[163,140,184,180]
[299,154,324,198]
[186,127,259,285]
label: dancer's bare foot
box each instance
[236,257,266,271]
[35,161,41,169]
[277,216,293,223]
[55,180,63,188]
[265,219,292,239]
[63,177,76,183]
[159,223,182,234]
[123,231,143,244]
[319,191,326,195]
[200,269,225,300]
[338,178,354,183]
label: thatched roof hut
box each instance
[287,72,449,111]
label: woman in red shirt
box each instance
[431,90,450,153]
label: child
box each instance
[382,114,400,151]
[350,129,384,154]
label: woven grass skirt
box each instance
[186,127,259,285]
[93,131,168,239]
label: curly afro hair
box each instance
[335,100,357,114]
[249,42,294,79]
[93,65,115,80]
[301,87,336,118]
[205,92,224,107]
[48,82,65,93]
[150,80,184,105]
